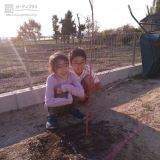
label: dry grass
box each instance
[0,38,141,94]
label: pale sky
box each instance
[0,0,153,37]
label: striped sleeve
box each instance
[90,67,100,83]
[85,65,100,84]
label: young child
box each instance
[44,52,86,129]
[68,47,102,103]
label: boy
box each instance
[68,47,101,103]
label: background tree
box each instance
[99,24,139,45]
[60,10,76,43]
[85,16,100,37]
[150,0,160,14]
[77,14,85,44]
[78,24,85,41]
[94,20,100,34]
[116,24,135,33]
[52,15,60,43]
[17,19,41,44]
[116,24,135,45]
[97,29,117,45]
[101,29,116,36]
[85,16,92,37]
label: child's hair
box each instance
[49,52,69,73]
[68,47,87,62]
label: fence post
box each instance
[132,32,136,66]
[22,37,33,90]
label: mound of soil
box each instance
[0,121,126,160]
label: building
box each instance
[140,14,160,32]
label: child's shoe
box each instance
[46,115,57,129]
[69,109,86,120]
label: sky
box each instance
[0,0,153,37]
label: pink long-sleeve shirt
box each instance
[44,72,84,110]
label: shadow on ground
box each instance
[0,78,160,160]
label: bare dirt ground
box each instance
[0,78,160,160]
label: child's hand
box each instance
[67,93,73,104]
[78,95,87,101]
[56,87,63,94]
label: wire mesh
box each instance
[0,32,141,94]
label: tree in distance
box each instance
[17,19,41,44]
[60,10,76,43]
[52,15,60,43]
[77,13,85,44]
[150,0,160,14]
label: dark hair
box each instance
[68,47,87,62]
[49,52,69,73]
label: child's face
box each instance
[71,56,86,75]
[55,60,69,79]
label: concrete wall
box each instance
[0,64,142,114]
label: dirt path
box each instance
[0,78,160,160]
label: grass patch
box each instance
[142,104,153,111]
[0,71,15,79]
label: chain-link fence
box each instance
[0,32,141,94]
